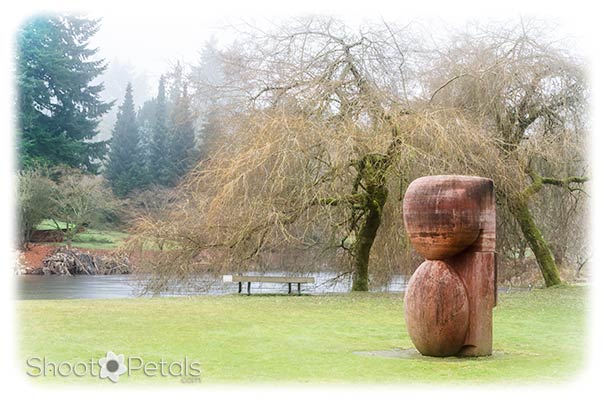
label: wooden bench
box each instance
[223,275,315,295]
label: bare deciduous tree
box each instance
[130,18,588,292]
[132,18,429,291]
[17,169,56,248]
[426,20,588,286]
[51,172,118,247]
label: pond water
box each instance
[16,272,407,300]
[16,272,528,300]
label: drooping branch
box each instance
[523,170,588,199]
[429,74,472,104]
[541,175,589,188]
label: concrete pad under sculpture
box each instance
[403,175,496,357]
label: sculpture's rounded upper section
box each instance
[403,175,492,260]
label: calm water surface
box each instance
[17,272,527,300]
[17,272,407,300]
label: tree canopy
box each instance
[16,14,112,172]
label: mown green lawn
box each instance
[65,228,129,250]
[36,219,128,250]
[17,286,587,385]
[36,219,72,231]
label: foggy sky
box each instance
[90,13,235,102]
[89,10,588,103]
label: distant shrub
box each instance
[17,169,57,247]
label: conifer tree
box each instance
[16,15,113,172]
[169,83,197,184]
[136,99,156,187]
[150,76,172,185]
[106,83,143,196]
[168,61,183,113]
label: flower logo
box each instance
[98,351,127,383]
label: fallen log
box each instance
[42,247,131,276]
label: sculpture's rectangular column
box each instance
[450,177,496,356]
[449,252,496,356]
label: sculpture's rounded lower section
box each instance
[404,260,469,356]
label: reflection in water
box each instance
[17,272,408,300]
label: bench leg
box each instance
[298,282,301,295]
[288,282,292,295]
[238,282,242,294]
[247,281,251,296]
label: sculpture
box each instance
[402,175,496,357]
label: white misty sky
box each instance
[74,8,595,141]
[87,9,590,101]
[89,14,383,98]
[89,13,236,101]
[91,14,230,79]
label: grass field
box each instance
[65,228,129,250]
[35,219,128,250]
[17,286,587,385]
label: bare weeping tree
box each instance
[130,18,588,292]
[132,19,420,291]
[131,18,495,292]
[131,111,504,293]
[427,20,588,286]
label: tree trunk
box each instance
[509,197,562,287]
[351,187,388,291]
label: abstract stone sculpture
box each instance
[403,175,496,357]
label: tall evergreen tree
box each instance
[16,15,113,172]
[168,61,183,114]
[106,83,143,196]
[169,83,198,184]
[137,98,157,186]
[198,101,221,161]
[150,76,172,185]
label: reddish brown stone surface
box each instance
[404,260,470,356]
[403,176,485,260]
[449,252,495,356]
[402,175,496,357]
